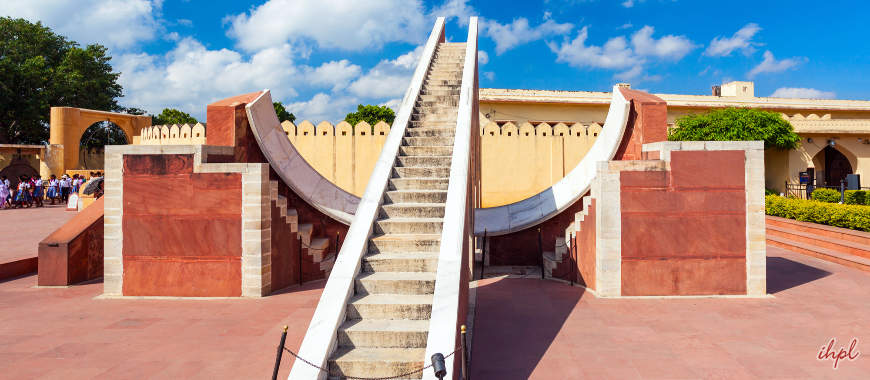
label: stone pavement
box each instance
[0,204,76,264]
[470,246,870,379]
[0,276,324,379]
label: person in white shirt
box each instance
[33,175,44,207]
[0,175,10,209]
[59,175,71,203]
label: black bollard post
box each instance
[569,235,574,287]
[298,235,303,285]
[841,180,845,204]
[461,325,469,380]
[480,229,487,280]
[538,228,544,280]
[336,231,341,259]
[431,353,447,379]
[271,326,288,380]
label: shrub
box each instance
[811,188,841,203]
[766,195,870,232]
[844,190,868,206]
[667,107,801,150]
[765,188,779,196]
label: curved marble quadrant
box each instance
[245,90,360,225]
[473,87,631,236]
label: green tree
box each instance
[274,102,296,123]
[344,104,396,131]
[150,108,198,126]
[0,17,123,144]
[668,107,801,150]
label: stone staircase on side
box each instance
[766,215,870,273]
[326,42,467,379]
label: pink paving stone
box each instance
[0,203,76,264]
[0,275,324,379]
[470,246,870,379]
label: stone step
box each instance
[767,224,870,259]
[416,100,459,108]
[409,120,456,128]
[362,252,440,273]
[391,167,450,179]
[380,203,446,219]
[384,190,448,204]
[374,218,444,235]
[328,347,426,379]
[398,146,453,157]
[346,294,433,320]
[419,94,460,101]
[411,114,457,123]
[355,271,436,295]
[404,128,455,138]
[402,136,455,146]
[767,235,870,274]
[337,319,430,348]
[413,106,459,115]
[423,79,462,86]
[388,178,450,191]
[395,156,452,167]
[368,234,441,254]
[426,74,463,81]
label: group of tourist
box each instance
[0,172,102,210]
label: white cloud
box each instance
[287,93,360,124]
[481,13,574,55]
[770,87,835,99]
[614,65,643,81]
[225,0,473,52]
[617,22,633,30]
[2,0,163,51]
[622,0,637,7]
[478,51,489,65]
[484,71,496,81]
[379,98,403,113]
[748,50,805,77]
[704,23,762,57]
[309,60,362,92]
[548,27,638,69]
[176,19,192,27]
[116,38,306,120]
[630,26,698,60]
[348,47,423,99]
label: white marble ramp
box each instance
[246,90,360,225]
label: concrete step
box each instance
[380,203,445,218]
[374,218,444,235]
[402,136,454,146]
[398,146,452,156]
[391,167,450,179]
[395,156,452,167]
[426,74,463,81]
[368,234,441,253]
[767,235,870,273]
[306,237,331,262]
[405,128,455,138]
[423,80,461,87]
[328,347,426,379]
[388,178,450,191]
[384,190,448,204]
[362,252,440,273]
[767,225,870,260]
[337,319,430,348]
[355,271,437,295]
[347,294,433,320]
[766,215,870,246]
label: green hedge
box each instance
[766,195,870,232]
[844,190,869,205]
[811,188,841,203]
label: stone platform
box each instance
[0,276,324,379]
[0,204,77,280]
[470,245,870,379]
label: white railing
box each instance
[286,17,446,380]
[423,17,478,380]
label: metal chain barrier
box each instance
[280,346,461,380]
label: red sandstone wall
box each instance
[38,198,105,286]
[620,150,747,296]
[121,154,244,297]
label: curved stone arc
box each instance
[473,87,631,236]
[245,89,360,225]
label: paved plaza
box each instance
[0,204,76,265]
[470,246,870,379]
[2,245,869,379]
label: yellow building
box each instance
[480,81,870,195]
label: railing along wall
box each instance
[423,17,479,380]
[287,17,447,380]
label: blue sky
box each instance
[4,0,869,123]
